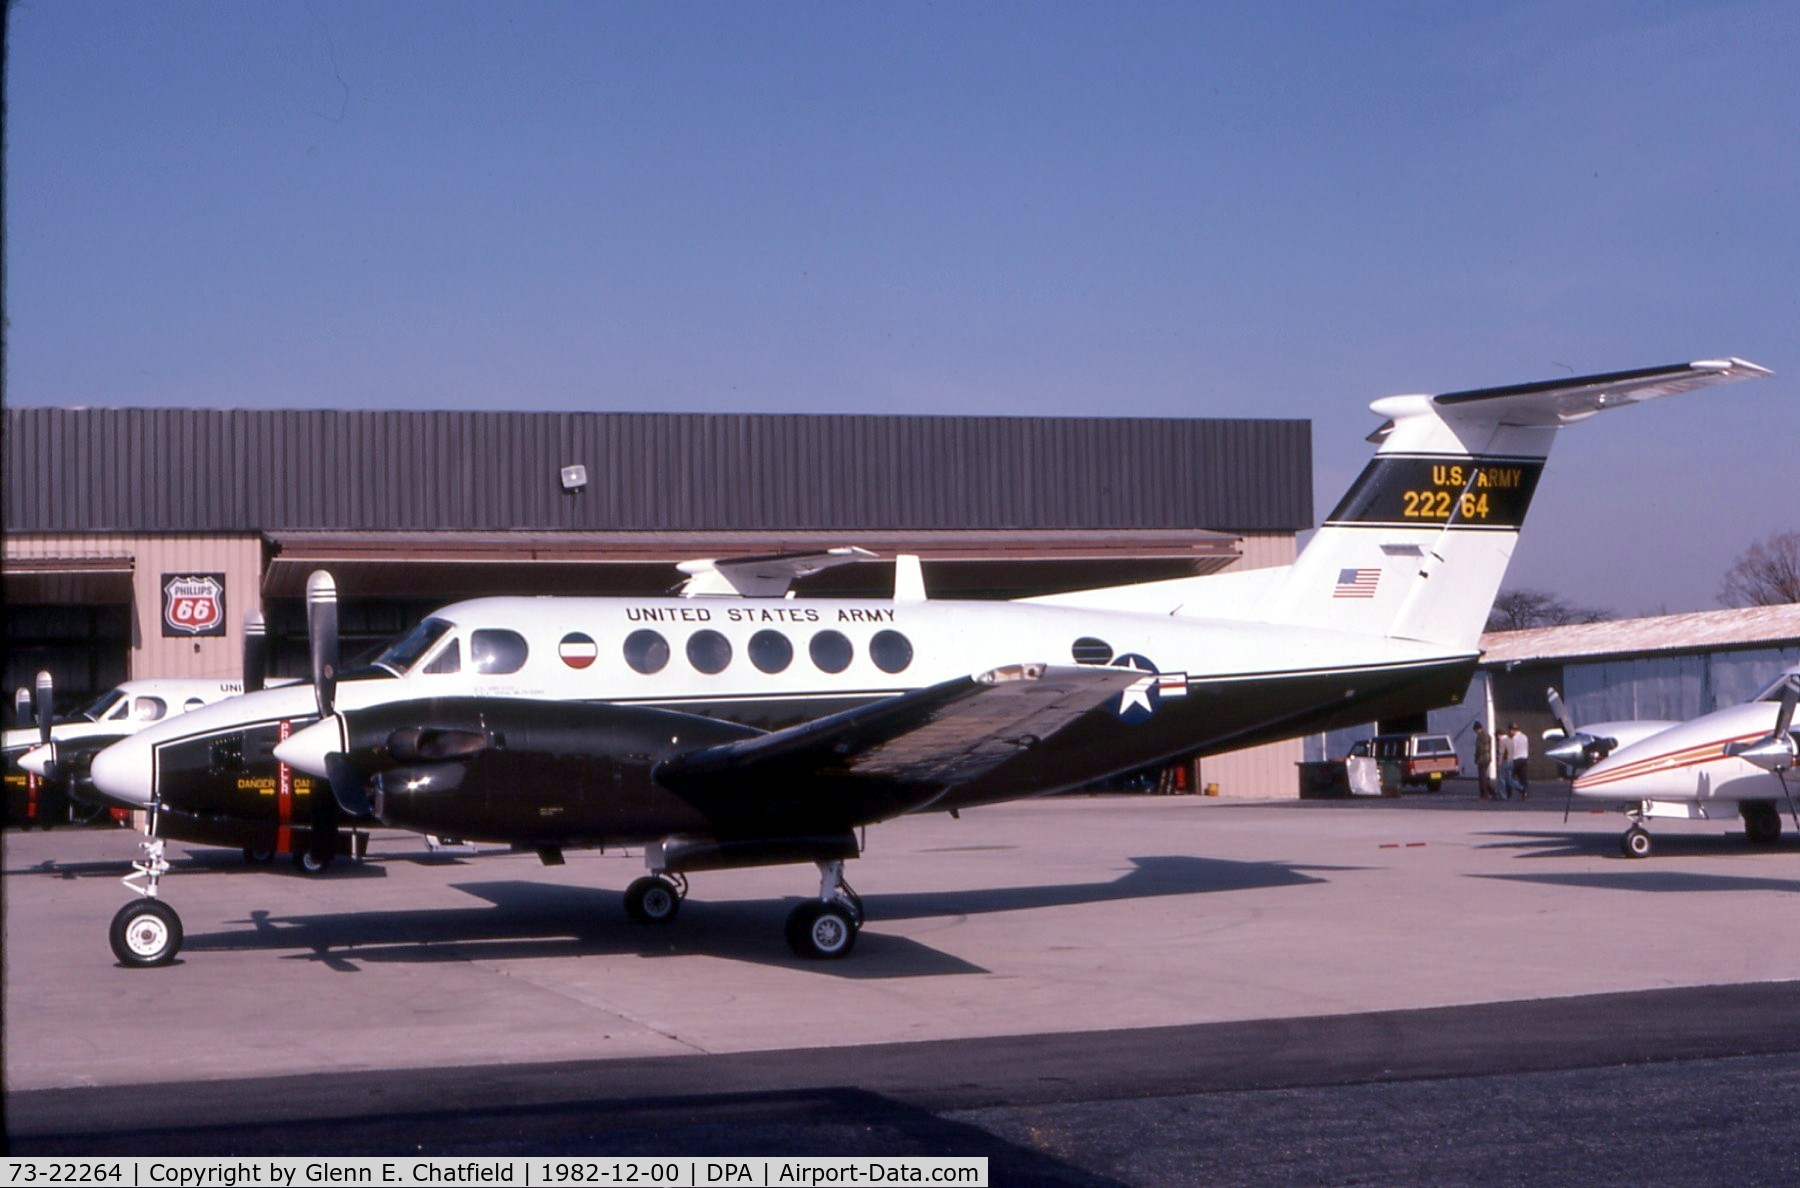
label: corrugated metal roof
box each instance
[4,408,1312,535]
[1479,604,1800,665]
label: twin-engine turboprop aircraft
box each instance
[1559,667,1799,857]
[87,358,1773,966]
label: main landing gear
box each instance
[786,860,863,960]
[620,854,865,959]
[110,799,182,967]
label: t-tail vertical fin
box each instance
[1264,358,1771,651]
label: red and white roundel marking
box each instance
[558,632,598,669]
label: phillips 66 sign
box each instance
[162,573,227,637]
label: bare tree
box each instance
[1719,532,1800,607]
[1486,588,1613,633]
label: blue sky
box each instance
[7,1,1795,615]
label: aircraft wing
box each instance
[656,663,1144,800]
[675,547,879,597]
[1429,358,1771,427]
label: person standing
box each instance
[1508,723,1531,801]
[1495,724,1513,799]
[1473,721,1496,801]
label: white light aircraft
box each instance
[1566,666,1799,857]
[87,358,1772,965]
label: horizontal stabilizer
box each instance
[1416,358,1771,429]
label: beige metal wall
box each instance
[1200,530,1304,798]
[6,534,264,680]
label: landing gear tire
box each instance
[787,900,858,960]
[294,848,332,875]
[1621,827,1653,859]
[1743,803,1782,846]
[243,846,275,865]
[624,876,682,924]
[109,899,183,967]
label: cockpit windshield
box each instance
[81,689,128,721]
[371,618,456,676]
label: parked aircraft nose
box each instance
[19,744,55,778]
[89,737,155,808]
[273,716,345,779]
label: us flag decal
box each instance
[558,632,599,669]
[1334,568,1381,599]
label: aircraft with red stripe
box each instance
[1566,667,1799,857]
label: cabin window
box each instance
[133,696,167,722]
[686,629,733,675]
[104,699,131,721]
[810,630,854,674]
[471,629,529,675]
[749,630,793,674]
[870,630,913,674]
[422,639,462,675]
[1071,637,1114,665]
[624,629,670,675]
[183,697,205,712]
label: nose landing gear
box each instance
[111,803,182,966]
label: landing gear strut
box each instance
[786,859,862,960]
[111,798,183,966]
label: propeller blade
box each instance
[1546,687,1578,740]
[325,753,374,818]
[386,727,491,763]
[1774,678,1798,745]
[34,671,54,748]
[308,761,341,865]
[243,610,268,695]
[306,571,340,718]
[33,671,60,782]
[14,686,31,727]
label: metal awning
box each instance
[262,530,1242,600]
[2,555,136,604]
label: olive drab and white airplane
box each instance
[85,357,1773,967]
[4,662,264,830]
[1546,667,1800,857]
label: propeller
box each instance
[304,571,344,865]
[1543,687,1621,823]
[33,671,60,783]
[306,571,339,718]
[14,686,31,727]
[243,610,268,695]
[1726,676,1800,830]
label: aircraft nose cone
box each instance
[90,737,155,808]
[274,716,345,778]
[19,744,55,777]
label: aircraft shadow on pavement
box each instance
[1473,828,1797,861]
[177,854,1343,977]
[1473,869,1800,894]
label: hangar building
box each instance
[4,406,1314,795]
[1309,604,1800,783]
